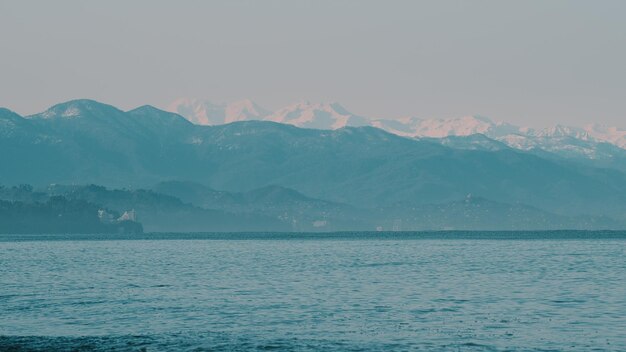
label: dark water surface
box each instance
[1,232,625,351]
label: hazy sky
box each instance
[1,0,625,127]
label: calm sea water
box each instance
[1,232,625,351]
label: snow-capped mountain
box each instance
[29,99,125,121]
[497,133,604,159]
[584,124,626,149]
[497,125,592,152]
[167,99,224,125]
[168,99,370,130]
[265,101,370,130]
[169,99,517,136]
[167,98,269,125]
[6,98,626,227]
[224,99,270,123]
[167,98,626,157]
[371,115,521,138]
[495,124,626,157]
[408,120,620,159]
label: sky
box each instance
[1,0,625,128]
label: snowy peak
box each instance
[584,123,626,149]
[167,97,626,152]
[529,124,591,140]
[412,115,497,138]
[265,101,369,130]
[168,98,370,130]
[166,98,269,125]
[224,99,269,123]
[28,99,123,120]
[371,115,520,138]
[166,98,226,125]
[169,98,512,135]
[15,100,194,136]
[369,116,424,137]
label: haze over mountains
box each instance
[168,98,626,149]
[2,98,626,231]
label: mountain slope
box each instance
[383,195,620,231]
[153,181,368,231]
[3,100,626,222]
[45,184,288,232]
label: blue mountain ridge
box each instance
[2,99,626,230]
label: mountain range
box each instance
[168,99,626,161]
[2,99,626,231]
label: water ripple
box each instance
[0,236,625,351]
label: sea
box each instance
[1,231,625,351]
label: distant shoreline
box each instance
[2,230,626,242]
